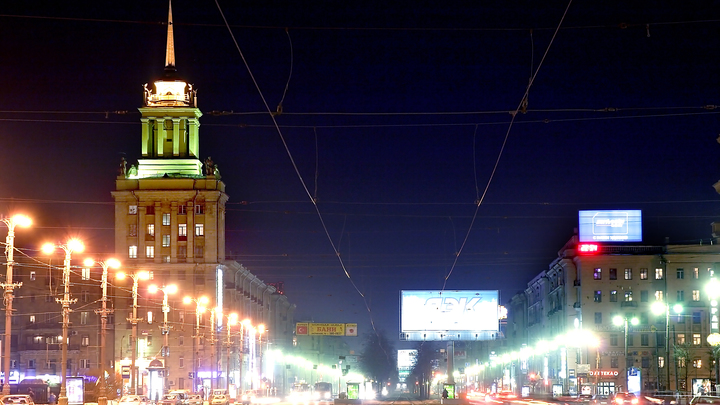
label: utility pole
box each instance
[1,215,31,394]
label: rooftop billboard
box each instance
[578,210,642,242]
[400,290,499,341]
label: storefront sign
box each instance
[589,370,619,377]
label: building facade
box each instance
[3,4,295,399]
[502,232,720,396]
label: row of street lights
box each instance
[2,213,271,403]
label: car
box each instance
[118,396,150,405]
[210,395,229,405]
[690,397,720,405]
[577,395,593,403]
[0,395,35,405]
[188,395,204,405]
[612,393,639,405]
[591,395,611,405]
[159,394,186,405]
[241,391,258,405]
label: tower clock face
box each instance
[129,205,138,214]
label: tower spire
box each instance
[165,0,176,72]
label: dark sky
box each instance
[2,1,720,351]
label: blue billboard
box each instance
[578,210,642,242]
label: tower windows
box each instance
[129,245,138,259]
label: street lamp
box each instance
[652,301,684,391]
[42,239,85,405]
[222,314,242,393]
[84,258,121,405]
[149,283,178,395]
[117,271,150,395]
[183,296,209,394]
[1,214,31,394]
[613,315,639,392]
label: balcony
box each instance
[621,301,638,308]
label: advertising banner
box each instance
[400,290,499,341]
[578,210,642,242]
[296,323,358,336]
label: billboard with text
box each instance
[295,322,358,336]
[578,210,642,242]
[400,290,499,341]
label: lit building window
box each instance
[624,291,633,302]
[129,245,138,259]
[162,234,170,247]
[29,315,35,323]
[640,268,648,280]
[80,311,89,325]
[195,224,204,236]
[163,213,171,226]
[694,268,699,279]
[179,224,187,237]
[692,290,700,301]
[594,290,602,302]
[147,224,155,236]
[655,290,664,301]
[82,336,89,346]
[655,268,663,280]
[658,357,665,368]
[693,334,701,345]
[30,271,36,281]
[129,205,138,215]
[146,245,155,258]
[677,334,686,344]
[625,268,632,280]
[82,267,91,280]
[593,268,602,280]
[164,255,171,263]
[693,358,702,368]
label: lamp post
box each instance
[149,284,177,395]
[184,296,209,394]
[42,239,85,405]
[239,319,251,394]
[707,277,720,394]
[208,308,220,393]
[84,258,121,405]
[257,324,265,392]
[222,313,238,393]
[1,214,31,394]
[613,315,639,392]
[117,271,150,395]
[652,301,684,391]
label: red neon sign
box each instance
[577,243,600,254]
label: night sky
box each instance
[2,1,720,351]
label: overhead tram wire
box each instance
[212,0,384,340]
[441,0,575,290]
[2,12,720,32]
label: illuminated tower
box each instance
[111,2,228,395]
[109,2,294,396]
